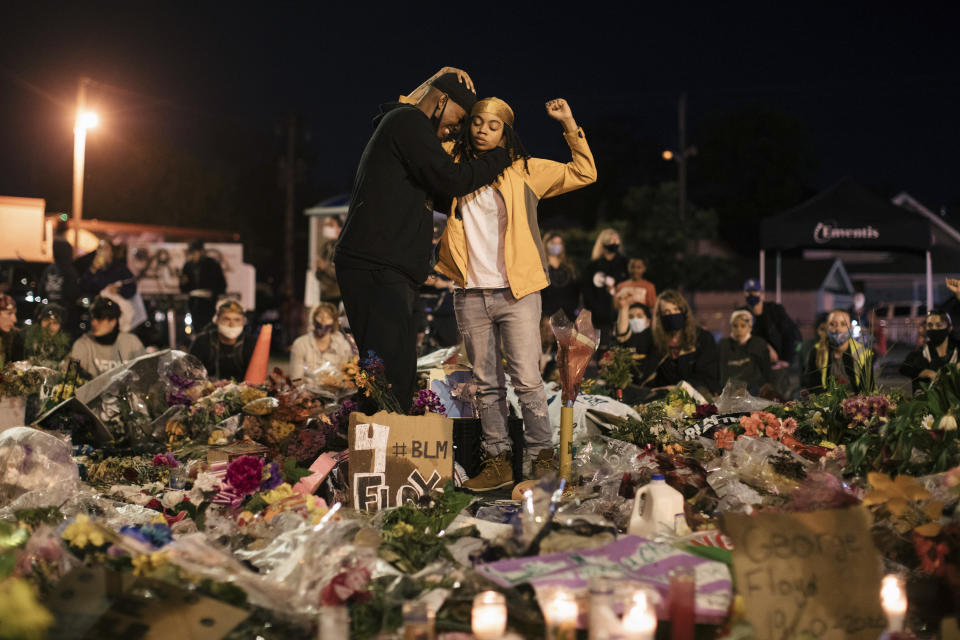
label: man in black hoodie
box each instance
[335,68,512,411]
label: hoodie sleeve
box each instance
[526,128,597,199]
[391,110,512,197]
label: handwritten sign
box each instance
[722,506,886,640]
[348,411,453,512]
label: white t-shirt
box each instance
[458,186,509,289]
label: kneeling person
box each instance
[189,299,255,381]
[70,297,145,378]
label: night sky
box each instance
[1,2,958,273]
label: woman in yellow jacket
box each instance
[435,97,597,491]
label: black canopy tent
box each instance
[759,180,933,308]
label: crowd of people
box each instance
[3,66,959,494]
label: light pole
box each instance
[661,93,697,225]
[72,77,97,256]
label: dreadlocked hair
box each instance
[453,121,531,174]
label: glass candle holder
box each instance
[541,588,578,640]
[668,566,695,640]
[472,591,507,640]
[620,590,657,640]
[402,601,435,640]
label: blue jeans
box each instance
[454,288,552,457]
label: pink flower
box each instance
[780,417,798,436]
[225,455,265,495]
[739,415,762,438]
[320,567,372,605]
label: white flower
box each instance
[921,414,935,431]
[938,414,958,432]
[160,490,187,510]
[193,472,222,493]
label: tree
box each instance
[689,104,818,224]
[621,182,735,291]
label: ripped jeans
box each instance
[453,288,552,456]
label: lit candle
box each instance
[542,588,578,640]
[472,591,507,640]
[621,591,657,640]
[880,574,907,633]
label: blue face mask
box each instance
[745,294,761,306]
[828,330,850,347]
[660,312,686,332]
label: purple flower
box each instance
[410,389,446,416]
[260,461,283,491]
[225,455,265,495]
[359,351,386,376]
[152,452,181,468]
[119,523,173,549]
[332,399,358,431]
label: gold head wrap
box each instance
[471,97,515,127]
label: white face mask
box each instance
[218,323,243,340]
[322,225,340,240]
[629,318,649,333]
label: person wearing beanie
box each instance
[0,294,25,366]
[433,96,597,491]
[336,67,512,412]
[188,298,255,381]
[69,296,145,378]
[24,303,71,366]
[717,309,774,395]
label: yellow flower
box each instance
[207,429,228,445]
[664,443,683,456]
[914,501,944,537]
[261,483,294,504]
[61,514,106,548]
[682,403,697,417]
[0,577,54,640]
[862,472,931,516]
[132,551,168,577]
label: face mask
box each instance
[322,225,339,240]
[314,322,334,338]
[745,294,761,306]
[547,244,563,256]
[660,312,686,332]
[93,323,119,345]
[603,242,620,254]
[827,330,850,347]
[629,318,649,333]
[218,324,243,340]
[927,328,949,345]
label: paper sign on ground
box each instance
[722,506,886,640]
[476,535,731,623]
[348,411,453,512]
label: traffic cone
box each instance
[244,324,273,385]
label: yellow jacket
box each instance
[435,127,597,299]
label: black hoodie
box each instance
[335,103,511,285]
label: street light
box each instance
[72,76,97,256]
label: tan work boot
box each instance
[462,452,514,492]
[531,449,557,479]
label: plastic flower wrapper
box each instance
[550,309,599,406]
[510,475,567,555]
[706,436,813,513]
[0,427,79,508]
[713,379,777,415]
[561,436,646,531]
[157,349,209,405]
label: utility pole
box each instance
[677,92,687,226]
[283,115,296,297]
[72,77,91,257]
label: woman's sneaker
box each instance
[462,452,514,492]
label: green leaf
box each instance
[282,457,312,485]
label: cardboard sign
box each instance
[722,506,886,640]
[348,411,454,512]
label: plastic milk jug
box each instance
[627,474,685,538]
